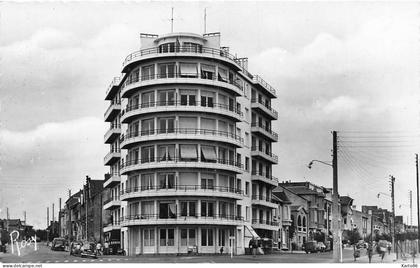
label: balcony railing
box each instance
[251,171,279,183]
[251,218,279,226]
[104,101,121,117]
[123,100,242,117]
[251,194,274,203]
[251,122,278,140]
[121,213,243,222]
[251,98,278,117]
[121,184,244,196]
[123,46,240,68]
[121,157,243,170]
[253,75,277,97]
[108,123,121,131]
[106,77,122,97]
[251,146,279,162]
[120,128,242,144]
[122,72,242,93]
[103,197,119,205]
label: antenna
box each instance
[171,7,174,33]
[204,8,207,34]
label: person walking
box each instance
[367,244,373,263]
[251,239,258,258]
[96,241,102,256]
[104,241,109,255]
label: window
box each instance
[218,229,226,246]
[158,173,175,189]
[141,118,155,136]
[245,182,249,196]
[159,43,175,53]
[141,146,154,163]
[218,68,228,82]
[179,63,198,78]
[200,92,214,107]
[245,108,249,122]
[180,228,196,246]
[246,206,250,221]
[179,116,197,129]
[201,173,215,190]
[201,201,214,217]
[159,202,176,219]
[141,65,155,81]
[158,63,175,78]
[129,149,139,164]
[201,118,216,131]
[160,228,175,246]
[142,91,155,108]
[158,90,175,106]
[141,201,154,217]
[180,91,196,106]
[158,145,175,162]
[183,42,202,53]
[201,145,217,162]
[219,202,227,218]
[218,147,227,163]
[179,172,197,186]
[129,68,139,84]
[201,228,214,246]
[158,117,175,134]
[245,157,249,171]
[201,64,215,80]
[144,229,155,246]
[180,201,196,217]
[237,179,242,192]
[141,174,154,190]
[179,144,198,161]
[129,122,139,138]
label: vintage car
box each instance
[51,238,67,251]
[70,241,97,258]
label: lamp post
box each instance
[307,156,342,262]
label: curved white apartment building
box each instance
[104,32,279,255]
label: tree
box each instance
[313,231,325,242]
[347,229,362,245]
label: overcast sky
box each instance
[1,1,419,229]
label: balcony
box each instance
[282,219,293,226]
[120,213,243,227]
[251,171,279,187]
[120,128,243,149]
[121,73,243,99]
[104,149,121,166]
[104,172,121,189]
[104,123,121,144]
[251,98,278,120]
[103,198,121,210]
[251,195,278,209]
[104,102,121,122]
[122,46,242,74]
[120,157,243,175]
[120,185,243,201]
[252,75,277,98]
[121,101,242,123]
[251,218,280,231]
[251,122,278,142]
[103,222,121,233]
[251,146,278,164]
[105,77,122,100]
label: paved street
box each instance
[1,244,419,263]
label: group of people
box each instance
[364,242,392,263]
[94,241,110,255]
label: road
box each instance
[0,244,418,263]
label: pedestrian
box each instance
[251,239,258,258]
[367,244,373,263]
[387,244,391,255]
[381,248,386,262]
[96,241,102,255]
[104,241,109,255]
[220,246,224,255]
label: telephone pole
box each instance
[416,154,419,252]
[47,207,49,242]
[390,175,396,259]
[332,131,341,262]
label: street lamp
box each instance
[307,158,341,262]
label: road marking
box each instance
[99,259,103,262]
[64,260,69,263]
[82,260,86,262]
[73,260,78,262]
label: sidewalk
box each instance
[354,251,420,264]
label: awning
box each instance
[201,64,215,73]
[201,146,217,161]
[180,63,198,76]
[244,225,260,239]
[180,145,198,159]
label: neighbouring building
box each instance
[272,189,292,250]
[362,206,392,236]
[64,177,104,242]
[103,31,279,255]
[351,209,372,240]
[278,181,332,244]
[340,196,354,231]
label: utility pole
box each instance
[23,211,26,225]
[204,8,207,34]
[332,131,341,262]
[6,207,9,232]
[47,207,49,242]
[409,190,413,226]
[416,154,419,253]
[170,7,174,33]
[390,175,396,259]
[59,198,62,237]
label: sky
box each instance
[0,1,419,229]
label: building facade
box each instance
[103,32,278,255]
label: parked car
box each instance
[70,241,97,258]
[316,242,326,252]
[51,238,67,251]
[303,241,319,253]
